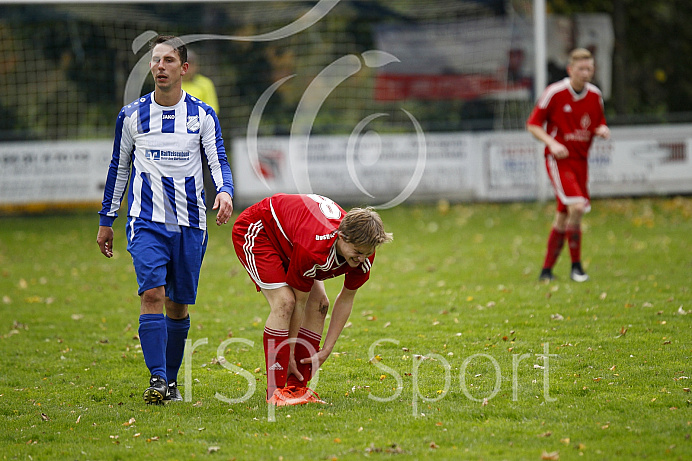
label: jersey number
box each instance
[307,194,341,219]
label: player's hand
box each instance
[549,140,569,159]
[97,226,114,258]
[288,354,304,382]
[213,191,233,226]
[300,349,330,370]
[595,125,610,140]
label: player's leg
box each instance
[128,218,171,404]
[287,281,328,388]
[163,299,189,402]
[563,161,590,282]
[540,209,567,281]
[261,286,297,400]
[163,226,206,401]
[566,201,589,281]
[540,157,568,281]
[138,286,169,403]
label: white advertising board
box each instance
[0,140,112,206]
[232,133,479,207]
[2,124,691,210]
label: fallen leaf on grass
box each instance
[538,431,552,437]
[122,417,135,426]
[429,441,439,449]
[551,314,564,321]
[40,413,49,421]
[541,450,559,460]
[208,446,220,453]
[616,327,627,338]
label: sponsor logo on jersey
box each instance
[187,115,200,132]
[563,104,572,113]
[315,230,338,241]
[564,131,592,142]
[145,149,191,161]
[162,114,175,120]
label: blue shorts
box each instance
[126,217,208,304]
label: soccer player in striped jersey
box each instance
[232,194,393,405]
[527,48,610,283]
[96,35,234,404]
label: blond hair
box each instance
[338,207,393,249]
[568,48,593,67]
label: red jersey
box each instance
[246,193,373,292]
[527,78,607,160]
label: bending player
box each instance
[232,193,392,405]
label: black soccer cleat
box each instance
[539,268,555,282]
[143,375,168,404]
[164,380,183,402]
[570,262,589,282]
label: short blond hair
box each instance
[568,48,593,66]
[338,207,393,249]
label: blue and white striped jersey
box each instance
[98,91,234,230]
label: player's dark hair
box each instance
[151,35,187,63]
[339,207,393,250]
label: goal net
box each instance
[0,1,538,143]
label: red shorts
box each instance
[232,205,288,292]
[545,156,591,213]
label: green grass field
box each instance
[1,197,690,460]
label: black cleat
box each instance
[570,262,589,282]
[143,375,168,405]
[539,268,555,282]
[164,380,183,402]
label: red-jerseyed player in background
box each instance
[527,48,610,283]
[232,193,393,405]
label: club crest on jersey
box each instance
[187,115,200,133]
[580,114,591,129]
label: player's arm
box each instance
[300,286,357,369]
[527,123,569,159]
[97,108,133,258]
[200,108,234,225]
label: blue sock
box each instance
[138,314,167,381]
[165,315,190,383]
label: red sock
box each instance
[286,328,322,388]
[542,227,565,270]
[263,327,289,399]
[566,227,582,263]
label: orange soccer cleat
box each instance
[292,387,327,404]
[267,387,304,406]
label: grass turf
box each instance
[0,197,690,460]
